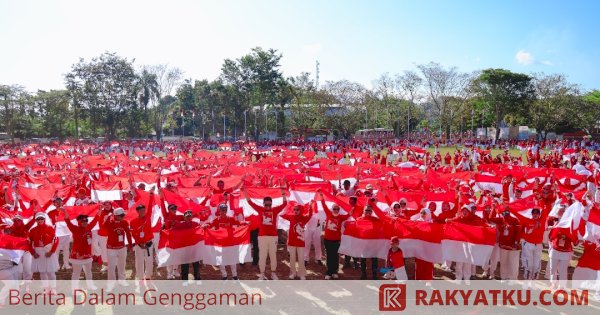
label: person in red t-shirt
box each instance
[280,202,313,280]
[520,208,545,283]
[130,196,155,282]
[320,191,353,279]
[101,207,132,287]
[548,227,576,289]
[385,236,407,280]
[63,208,100,290]
[488,206,521,280]
[205,203,246,280]
[242,186,287,280]
[28,212,59,291]
[172,210,202,282]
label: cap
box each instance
[184,210,193,217]
[114,208,125,216]
[390,236,399,244]
[35,212,46,219]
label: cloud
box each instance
[515,50,534,65]
[302,43,322,56]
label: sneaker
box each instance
[332,274,339,279]
[289,274,296,280]
[258,274,266,280]
[100,265,108,273]
[271,273,279,280]
[324,275,331,280]
[222,276,228,280]
[232,276,239,281]
[482,271,489,278]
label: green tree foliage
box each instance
[471,69,535,140]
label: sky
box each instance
[1,0,599,92]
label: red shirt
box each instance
[247,199,287,236]
[280,212,312,247]
[387,247,405,269]
[129,215,153,244]
[550,229,574,252]
[489,216,521,250]
[521,220,545,244]
[65,216,99,260]
[321,200,351,241]
[102,217,132,249]
[171,220,200,230]
[27,224,58,254]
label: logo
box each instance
[379,284,406,311]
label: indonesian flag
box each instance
[441,222,496,265]
[288,182,332,205]
[177,187,211,205]
[473,174,503,194]
[238,187,289,229]
[424,191,456,216]
[320,169,357,187]
[395,221,443,263]
[131,173,160,192]
[562,148,578,162]
[203,225,252,266]
[582,208,600,242]
[339,218,389,259]
[54,205,101,237]
[507,195,540,220]
[157,226,205,267]
[572,243,600,291]
[16,185,54,209]
[90,181,123,202]
[21,173,47,188]
[0,234,29,264]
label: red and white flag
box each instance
[572,243,600,290]
[441,222,496,265]
[157,226,205,267]
[0,234,30,264]
[339,218,389,259]
[395,221,443,263]
[473,174,503,194]
[203,225,252,266]
[91,181,123,202]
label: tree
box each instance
[396,71,423,137]
[143,64,183,140]
[0,85,31,140]
[578,90,600,134]
[65,52,139,139]
[35,90,72,140]
[529,73,581,139]
[417,62,467,139]
[471,69,534,140]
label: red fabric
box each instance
[414,258,434,280]
[386,248,405,269]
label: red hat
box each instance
[390,236,399,244]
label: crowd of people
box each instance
[0,138,598,295]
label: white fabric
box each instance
[31,246,59,273]
[499,248,520,280]
[134,245,154,279]
[107,247,127,280]
[304,227,322,261]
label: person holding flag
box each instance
[62,207,102,290]
[520,208,545,284]
[487,205,521,281]
[319,191,353,280]
[205,203,247,280]
[27,212,58,292]
[172,210,202,283]
[101,207,132,289]
[242,186,287,280]
[130,195,155,285]
[281,202,314,280]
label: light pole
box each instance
[181,111,185,140]
[223,113,226,141]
